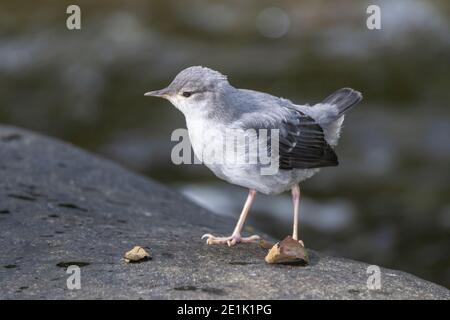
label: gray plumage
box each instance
[145,66,362,195]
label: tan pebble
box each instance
[265,236,309,265]
[124,246,151,263]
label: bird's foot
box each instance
[201,233,260,246]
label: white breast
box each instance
[186,118,227,176]
[185,117,320,195]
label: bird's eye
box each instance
[182,91,192,98]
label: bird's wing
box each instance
[236,104,338,170]
[277,106,338,170]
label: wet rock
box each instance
[0,124,449,299]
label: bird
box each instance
[145,66,362,246]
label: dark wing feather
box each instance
[277,107,338,170]
[237,104,338,171]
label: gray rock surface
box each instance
[0,124,448,300]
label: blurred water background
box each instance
[0,0,449,288]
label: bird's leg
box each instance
[292,184,304,247]
[202,189,260,246]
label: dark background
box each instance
[0,0,449,288]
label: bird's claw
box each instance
[201,233,260,246]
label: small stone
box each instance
[124,246,151,263]
[265,236,309,265]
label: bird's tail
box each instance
[322,88,363,117]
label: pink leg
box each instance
[292,184,304,246]
[202,189,260,246]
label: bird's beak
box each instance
[144,87,171,98]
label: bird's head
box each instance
[145,66,230,117]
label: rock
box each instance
[0,124,448,300]
[124,246,151,263]
[265,236,309,265]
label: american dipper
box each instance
[145,66,362,246]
